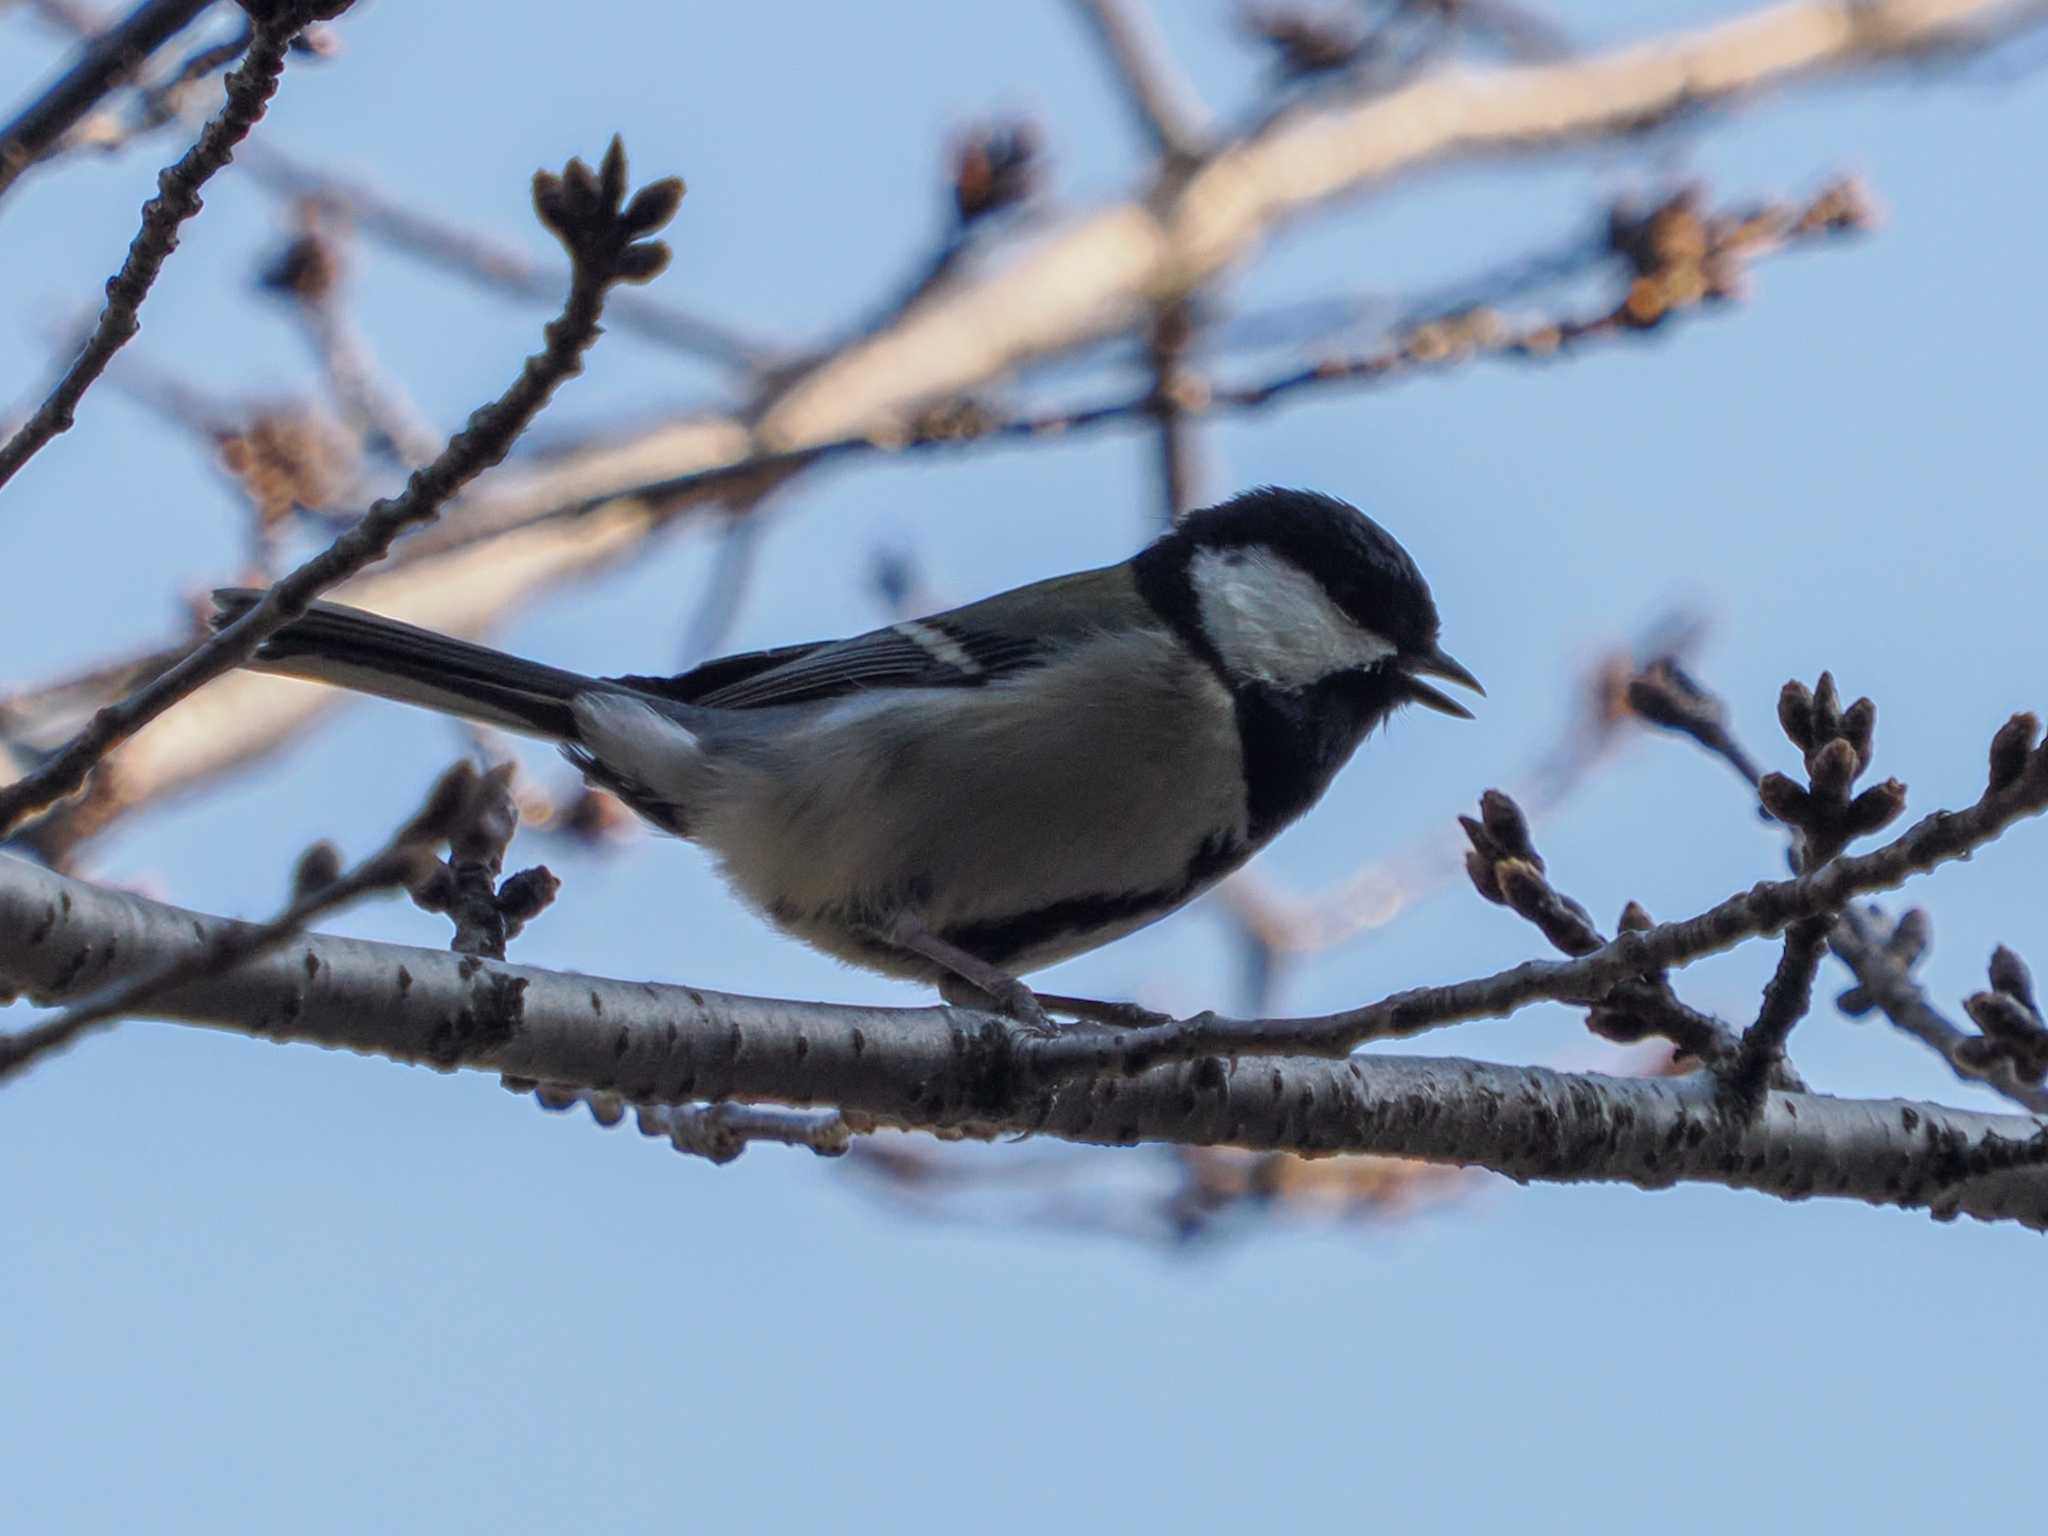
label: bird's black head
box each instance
[1133,486,1481,717]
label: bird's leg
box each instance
[877,915,1058,1036]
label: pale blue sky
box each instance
[3,3,2045,1531]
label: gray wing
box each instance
[613,562,1151,712]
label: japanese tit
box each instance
[216,486,1479,1025]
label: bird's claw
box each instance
[992,979,1060,1038]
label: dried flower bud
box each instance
[531,137,680,283]
[1989,945,2036,1011]
[449,763,520,865]
[405,762,479,846]
[1464,847,1503,905]
[1587,1007,1656,1044]
[1843,778,1907,838]
[622,178,687,239]
[1838,697,1876,774]
[1837,985,1875,1019]
[1951,1035,2002,1077]
[1889,908,1932,968]
[1987,712,2040,794]
[1240,3,1370,77]
[1624,659,1718,734]
[1966,990,2043,1043]
[497,865,562,926]
[290,840,343,901]
[1758,772,1812,825]
[1777,679,1815,750]
[1810,672,1842,742]
[216,407,357,527]
[257,225,343,306]
[408,860,456,913]
[1477,789,1539,866]
[951,119,1041,225]
[610,242,671,285]
[1807,737,1861,800]
[1617,900,1654,933]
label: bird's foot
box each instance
[1033,993,1173,1030]
[938,972,1059,1037]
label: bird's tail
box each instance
[213,589,597,741]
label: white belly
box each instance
[689,629,1249,978]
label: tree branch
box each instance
[1066,0,1211,163]
[2,851,2045,1227]
[0,1,351,492]
[0,0,216,201]
[0,138,683,838]
[0,760,465,1082]
[236,141,774,371]
[497,176,1871,535]
[754,0,2034,454]
[1028,726,2048,1074]
[1,3,2027,860]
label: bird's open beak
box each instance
[1399,644,1485,720]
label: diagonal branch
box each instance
[755,0,2037,454]
[0,138,684,837]
[0,1,352,492]
[0,0,217,202]
[487,176,1872,538]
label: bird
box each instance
[217,486,1480,1028]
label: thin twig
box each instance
[519,1082,861,1164]
[1145,297,1205,526]
[0,0,216,200]
[0,762,464,1082]
[0,137,684,838]
[1832,908,2048,1112]
[532,179,1872,535]
[295,297,444,469]
[1459,788,1749,1070]
[403,762,558,960]
[1727,916,1831,1107]
[64,19,255,155]
[1630,665,2048,1114]
[0,2,349,492]
[1066,0,1211,163]
[1027,728,2048,1074]
[236,141,772,372]
[678,502,771,664]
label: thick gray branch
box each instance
[2,853,2043,1229]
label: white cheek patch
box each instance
[1189,545,1395,689]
